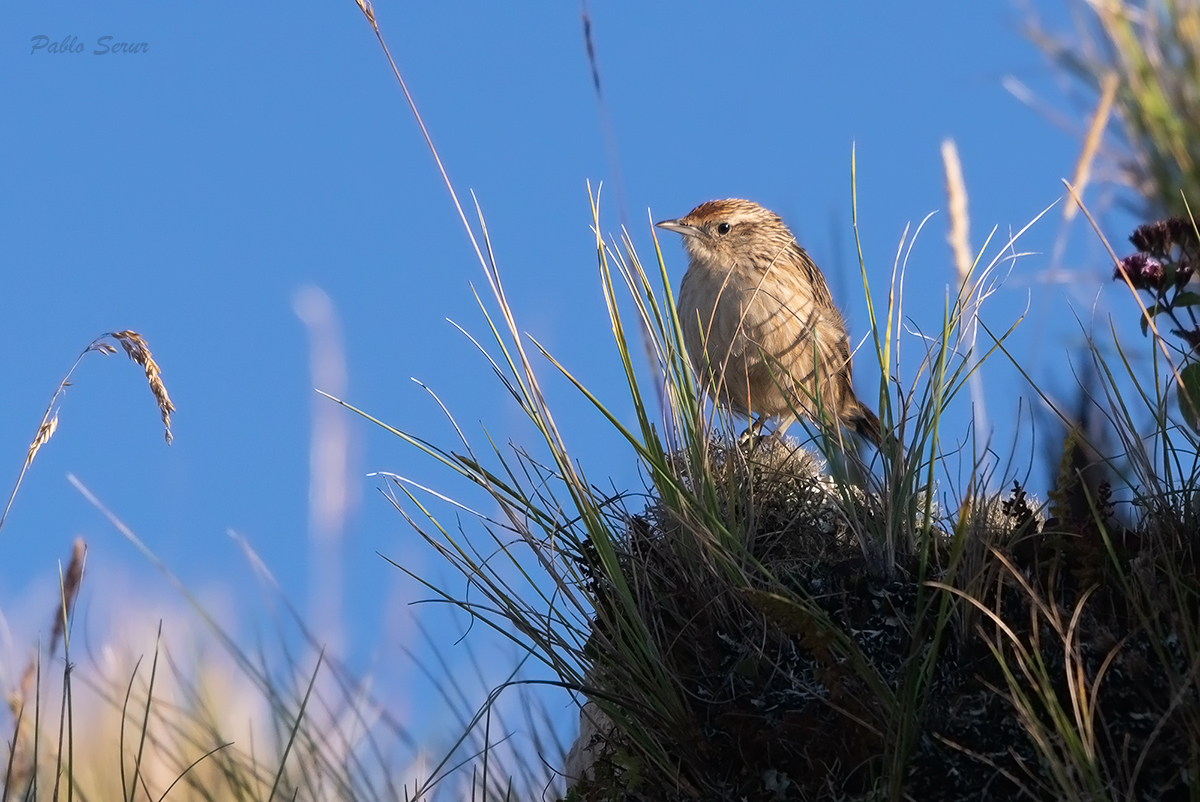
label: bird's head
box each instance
[655,199,793,266]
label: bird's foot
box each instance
[737,419,776,454]
[736,428,765,451]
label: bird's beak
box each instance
[654,219,701,238]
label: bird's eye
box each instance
[716,222,731,236]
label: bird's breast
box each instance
[679,258,823,345]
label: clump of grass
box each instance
[337,6,1076,796]
[340,174,1200,798]
[328,5,1200,798]
[334,170,1083,799]
[61,477,467,802]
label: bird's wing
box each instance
[791,244,836,309]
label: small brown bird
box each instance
[656,199,882,446]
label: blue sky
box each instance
[1,0,1137,750]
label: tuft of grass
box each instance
[321,165,1081,798]
[346,5,1200,798]
[329,26,1200,785]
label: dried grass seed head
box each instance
[25,412,59,467]
[110,330,175,444]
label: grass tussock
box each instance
[342,174,1200,799]
[332,17,1200,791]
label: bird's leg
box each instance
[772,415,795,441]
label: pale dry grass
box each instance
[0,330,175,534]
[941,139,974,286]
[1064,71,1119,222]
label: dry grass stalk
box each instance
[0,330,175,535]
[4,659,38,796]
[941,139,990,442]
[1027,1,1200,217]
[49,538,87,656]
[4,538,88,797]
[941,138,973,285]
[1065,71,1119,222]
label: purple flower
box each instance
[1130,221,1172,256]
[1129,216,1200,257]
[1167,216,1198,248]
[1114,253,1164,290]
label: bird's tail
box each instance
[851,405,885,449]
